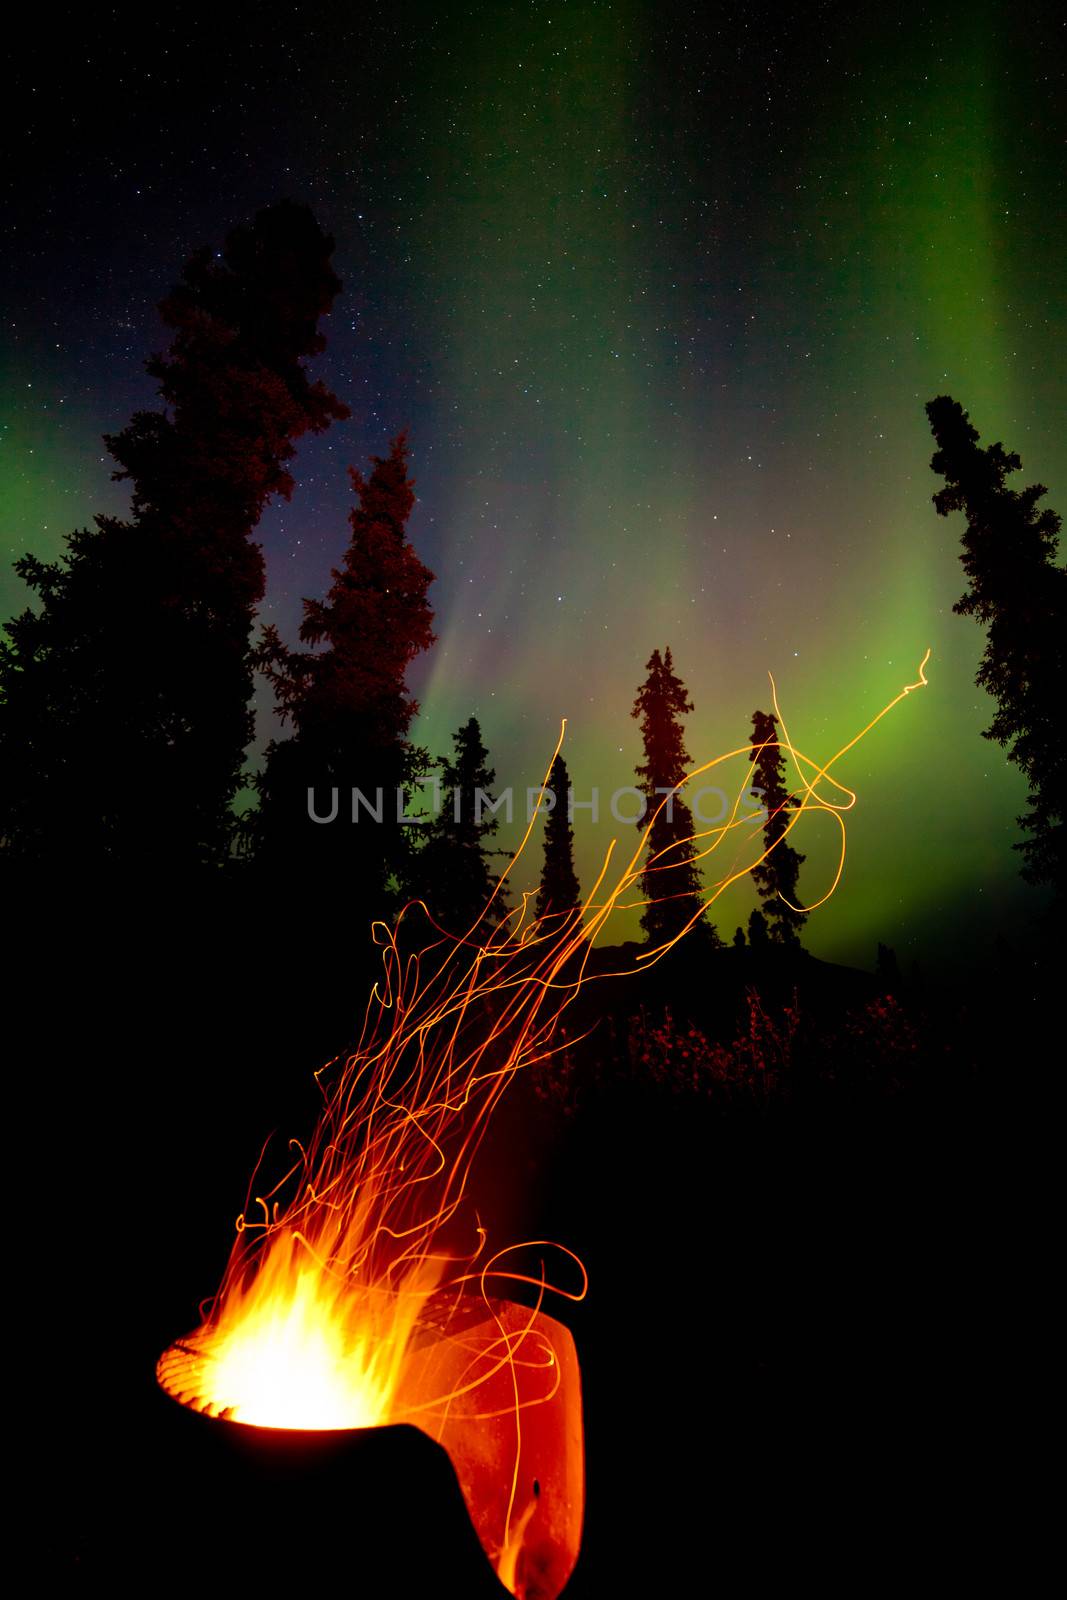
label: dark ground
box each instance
[12,877,1038,1594]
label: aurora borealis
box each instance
[4,1,1063,965]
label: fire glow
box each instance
[158,655,929,1596]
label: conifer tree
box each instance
[536,754,581,922]
[0,201,348,869]
[415,717,509,935]
[748,709,805,945]
[927,396,1066,899]
[253,434,435,914]
[631,648,718,947]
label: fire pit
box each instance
[157,1293,583,1598]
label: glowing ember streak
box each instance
[158,655,930,1596]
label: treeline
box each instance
[0,203,800,953]
[1,204,1062,962]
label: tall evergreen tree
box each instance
[414,717,509,935]
[536,754,581,922]
[927,396,1066,899]
[0,201,348,869]
[631,648,718,947]
[748,709,805,946]
[252,435,434,913]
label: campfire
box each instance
[157,875,592,1592]
[158,659,928,1596]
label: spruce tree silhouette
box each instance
[414,717,510,936]
[927,396,1066,901]
[535,753,581,922]
[0,201,348,872]
[252,434,434,918]
[748,708,805,946]
[631,648,718,948]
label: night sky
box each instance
[5,1,1064,967]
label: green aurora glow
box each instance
[4,2,1062,966]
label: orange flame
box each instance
[158,654,930,1595]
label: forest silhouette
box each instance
[2,205,1061,1046]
